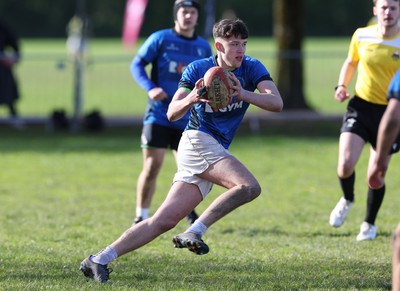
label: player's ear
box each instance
[215,41,224,53]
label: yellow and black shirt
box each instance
[348,24,400,105]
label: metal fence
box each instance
[0,50,347,129]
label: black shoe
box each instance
[172,232,209,255]
[80,255,112,283]
[186,210,198,225]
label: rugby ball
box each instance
[203,66,232,110]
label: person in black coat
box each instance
[0,20,20,118]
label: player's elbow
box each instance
[167,108,179,122]
[270,98,283,112]
[167,114,175,122]
[167,112,174,122]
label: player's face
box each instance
[175,7,198,33]
[374,0,400,28]
[216,37,247,69]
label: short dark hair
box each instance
[212,18,249,40]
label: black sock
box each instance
[339,172,355,202]
[364,185,385,225]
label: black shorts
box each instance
[341,96,400,154]
[141,123,183,150]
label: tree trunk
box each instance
[273,0,310,110]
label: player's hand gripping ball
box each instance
[200,66,232,110]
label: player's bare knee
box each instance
[337,163,353,178]
[241,182,261,202]
[146,164,162,178]
[250,182,262,199]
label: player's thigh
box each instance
[338,132,365,167]
[152,181,202,222]
[200,155,258,189]
[142,148,166,171]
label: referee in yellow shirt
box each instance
[329,0,400,241]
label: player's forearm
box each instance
[337,58,357,88]
[167,101,192,121]
[376,100,400,162]
[167,90,194,121]
[239,88,283,112]
[130,56,156,92]
[377,118,400,161]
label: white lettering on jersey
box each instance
[166,43,179,51]
[204,101,244,112]
[169,61,178,73]
[169,60,187,74]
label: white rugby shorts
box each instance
[173,130,231,198]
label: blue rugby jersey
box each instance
[388,69,400,101]
[131,28,212,130]
[179,55,272,149]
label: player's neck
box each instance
[174,26,195,38]
[215,56,234,71]
[377,24,399,38]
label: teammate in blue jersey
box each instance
[79,18,283,283]
[130,0,212,225]
[368,69,400,291]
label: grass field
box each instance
[1,127,399,290]
[0,37,353,118]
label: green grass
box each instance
[1,37,353,118]
[0,127,399,289]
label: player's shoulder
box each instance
[243,55,261,63]
[241,55,265,70]
[182,56,215,82]
[139,29,172,52]
[236,56,270,81]
[189,56,215,68]
[195,34,210,44]
[156,28,173,35]
[147,28,174,40]
[354,25,400,46]
[353,25,378,39]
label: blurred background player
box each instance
[329,0,400,241]
[0,19,22,128]
[130,0,212,225]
